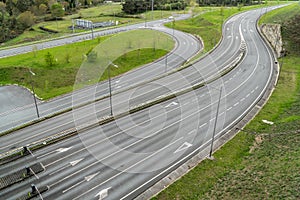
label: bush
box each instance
[86,48,97,62]
[45,52,55,67]
[17,11,35,29]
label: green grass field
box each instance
[166,1,288,54]
[0,29,174,99]
[154,2,300,200]
[1,3,185,47]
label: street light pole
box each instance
[172,18,175,36]
[29,69,40,118]
[151,0,154,20]
[108,62,118,116]
[209,86,222,158]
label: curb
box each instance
[134,7,280,200]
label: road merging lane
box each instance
[0,5,283,200]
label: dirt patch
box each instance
[249,134,263,153]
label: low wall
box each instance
[260,23,283,58]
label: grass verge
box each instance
[165,1,289,58]
[153,3,300,200]
[0,29,173,99]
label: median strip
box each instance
[0,46,246,163]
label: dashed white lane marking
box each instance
[234,102,239,107]
[227,107,232,111]
[199,123,207,128]
[240,98,245,102]
[63,172,100,193]
[188,129,197,135]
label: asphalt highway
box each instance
[0,7,247,153]
[0,5,283,200]
[0,15,201,133]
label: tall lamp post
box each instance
[151,0,154,20]
[208,86,223,159]
[108,61,118,116]
[29,69,40,118]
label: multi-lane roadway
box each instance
[0,15,201,133]
[0,5,282,200]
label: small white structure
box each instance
[75,19,93,28]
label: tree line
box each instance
[0,0,105,43]
[122,0,187,14]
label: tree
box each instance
[16,0,35,13]
[45,52,56,67]
[39,3,48,15]
[122,0,187,14]
[0,1,6,23]
[51,3,64,18]
[122,0,148,14]
[17,11,35,29]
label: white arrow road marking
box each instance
[165,101,178,108]
[63,172,100,193]
[236,36,239,40]
[85,172,100,182]
[56,147,72,153]
[250,29,254,32]
[96,187,111,199]
[227,27,230,31]
[70,158,84,166]
[49,158,84,175]
[174,142,192,154]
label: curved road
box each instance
[0,5,283,200]
[0,14,201,133]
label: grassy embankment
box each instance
[154,3,300,200]
[165,1,287,58]
[0,29,174,99]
